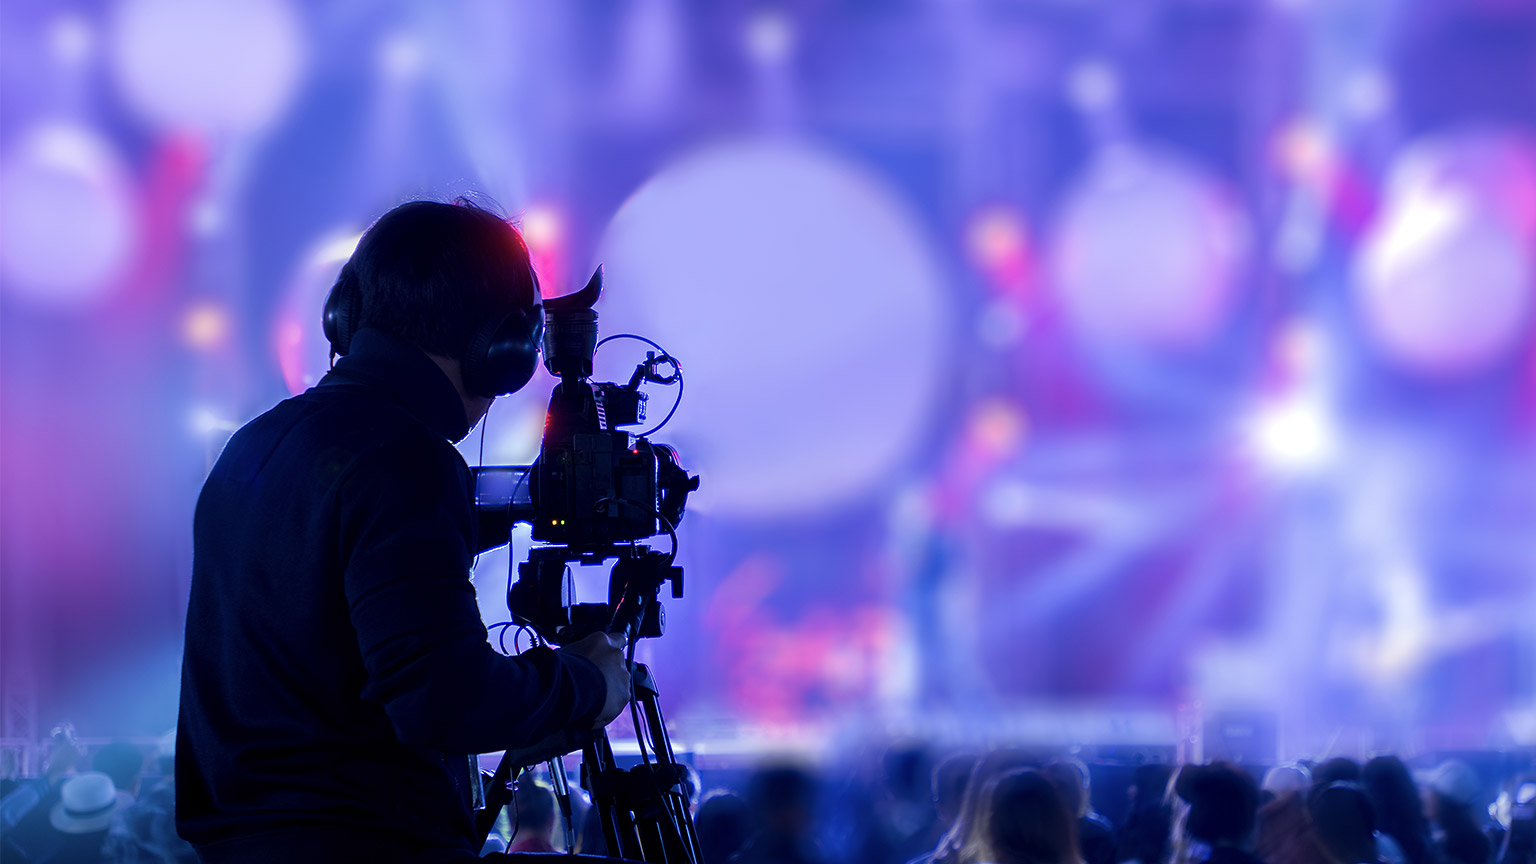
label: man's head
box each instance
[1175,762,1259,847]
[91,741,144,797]
[329,199,542,424]
[746,764,817,838]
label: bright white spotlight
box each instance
[1246,397,1335,474]
[191,408,238,436]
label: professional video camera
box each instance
[472,268,704,864]
[473,267,698,646]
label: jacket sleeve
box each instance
[336,435,606,753]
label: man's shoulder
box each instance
[219,388,464,485]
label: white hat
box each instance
[1262,762,1312,795]
[50,771,119,833]
[1421,760,1482,806]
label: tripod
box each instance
[479,545,702,864]
[582,661,701,862]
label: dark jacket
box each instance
[176,328,605,863]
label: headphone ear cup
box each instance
[463,306,541,398]
[323,264,361,357]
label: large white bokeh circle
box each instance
[0,125,137,307]
[109,0,305,136]
[1048,145,1250,350]
[597,139,949,520]
[1355,132,1536,375]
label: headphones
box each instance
[323,261,544,398]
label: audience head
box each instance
[1130,763,1175,810]
[1175,762,1259,846]
[91,741,144,797]
[512,779,557,838]
[884,744,933,802]
[1263,762,1314,799]
[1421,759,1481,818]
[975,768,1080,864]
[746,764,817,838]
[1308,782,1378,864]
[1254,788,1329,864]
[1361,755,1433,864]
[49,771,119,834]
[695,791,751,864]
[1043,759,1090,820]
[945,749,1038,853]
[1313,757,1362,788]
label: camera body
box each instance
[474,269,697,646]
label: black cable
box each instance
[507,766,524,848]
[472,409,491,570]
[488,622,515,655]
[593,333,684,436]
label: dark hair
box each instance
[978,769,1081,864]
[1312,757,1361,788]
[1043,760,1087,819]
[1434,794,1492,864]
[1308,782,1377,864]
[939,749,1038,861]
[1255,791,1330,864]
[1131,763,1174,810]
[746,765,815,814]
[1360,756,1434,864]
[512,779,556,831]
[347,199,537,359]
[1176,762,1259,844]
[91,741,144,793]
[696,792,751,864]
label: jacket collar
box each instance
[320,328,471,443]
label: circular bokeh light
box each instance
[109,0,306,137]
[0,124,137,308]
[1048,145,1251,351]
[596,139,950,519]
[1355,131,1536,376]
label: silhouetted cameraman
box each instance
[177,200,629,863]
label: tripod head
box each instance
[510,545,682,646]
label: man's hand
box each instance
[559,632,630,729]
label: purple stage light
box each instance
[108,0,307,137]
[596,139,951,520]
[1354,130,1536,377]
[1047,144,1251,352]
[0,124,138,308]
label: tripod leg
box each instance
[546,758,574,851]
[585,730,644,859]
[632,664,704,863]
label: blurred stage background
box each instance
[3,0,1536,765]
